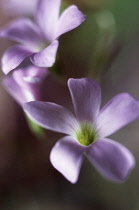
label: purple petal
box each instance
[68,78,101,122]
[24,101,78,135]
[2,45,33,74]
[0,18,42,49]
[3,0,37,16]
[3,66,48,105]
[36,0,61,41]
[55,5,86,39]
[86,138,135,182]
[96,93,139,138]
[3,75,30,106]
[30,40,59,67]
[50,136,84,183]
[12,65,48,90]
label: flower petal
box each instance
[2,45,33,74]
[3,66,48,106]
[86,138,135,182]
[12,65,48,91]
[96,93,139,138]
[30,40,59,68]
[24,101,78,135]
[0,18,42,49]
[50,136,84,183]
[36,0,61,41]
[3,0,37,16]
[68,78,101,122]
[55,5,86,39]
[3,75,30,106]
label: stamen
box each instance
[75,122,97,146]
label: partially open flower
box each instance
[24,78,139,183]
[3,65,48,106]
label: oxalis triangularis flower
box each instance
[24,78,139,183]
[0,0,86,74]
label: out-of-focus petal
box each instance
[12,65,48,90]
[50,136,84,183]
[55,5,86,39]
[86,138,135,182]
[30,40,59,68]
[68,78,101,123]
[3,66,48,105]
[96,93,139,138]
[3,75,31,105]
[2,45,33,74]
[36,0,61,41]
[3,0,37,16]
[24,101,78,135]
[14,66,48,100]
[0,19,42,49]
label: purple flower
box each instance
[24,78,139,183]
[3,65,48,106]
[0,0,86,74]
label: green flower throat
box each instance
[76,122,97,146]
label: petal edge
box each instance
[86,138,135,182]
[50,136,84,183]
[96,93,139,138]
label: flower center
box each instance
[75,122,97,146]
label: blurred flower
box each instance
[24,78,139,183]
[2,0,38,16]
[0,0,86,74]
[3,65,47,106]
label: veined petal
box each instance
[86,138,135,182]
[55,5,86,39]
[36,0,61,41]
[30,40,59,67]
[96,93,139,138]
[0,18,42,49]
[24,101,78,135]
[50,136,84,183]
[2,45,33,74]
[68,78,101,123]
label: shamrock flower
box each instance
[0,0,86,74]
[24,78,139,183]
[3,65,47,106]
